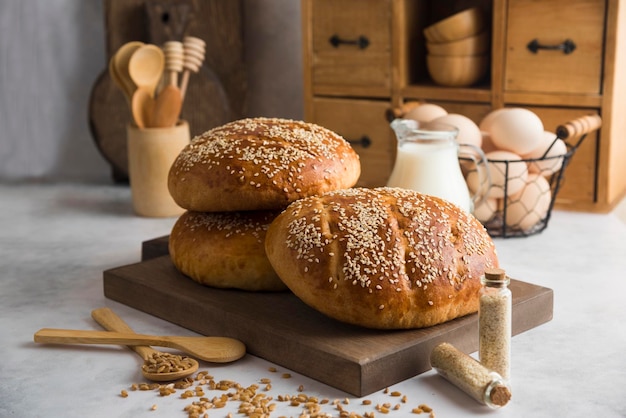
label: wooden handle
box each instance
[34,329,173,348]
[180,36,206,101]
[179,71,191,101]
[556,114,602,139]
[163,41,184,87]
[91,308,157,360]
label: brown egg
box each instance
[489,108,544,155]
[404,103,448,122]
[479,108,509,133]
[505,174,552,232]
[473,197,500,223]
[432,113,482,149]
[467,150,528,199]
[522,131,567,177]
[481,131,498,154]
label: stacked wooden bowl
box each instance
[424,8,489,87]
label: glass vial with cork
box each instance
[479,267,512,381]
[431,342,512,408]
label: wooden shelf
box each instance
[402,84,492,103]
[502,92,603,108]
[302,0,626,212]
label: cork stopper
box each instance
[489,384,512,407]
[482,267,509,286]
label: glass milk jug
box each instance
[387,118,489,213]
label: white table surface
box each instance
[2,183,625,418]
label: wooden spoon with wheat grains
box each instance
[90,307,199,381]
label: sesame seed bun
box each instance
[169,210,287,291]
[265,187,499,329]
[168,117,361,212]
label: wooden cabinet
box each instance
[302,0,626,212]
[310,97,396,187]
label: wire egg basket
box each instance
[461,114,602,238]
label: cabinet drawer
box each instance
[504,0,605,95]
[310,98,394,187]
[310,0,392,97]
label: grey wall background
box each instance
[0,0,303,183]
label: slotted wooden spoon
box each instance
[34,328,246,363]
[91,307,199,381]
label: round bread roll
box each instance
[169,210,287,291]
[168,117,361,211]
[265,187,499,329]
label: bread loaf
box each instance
[264,187,499,329]
[168,117,361,212]
[170,210,287,291]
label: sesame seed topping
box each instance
[176,211,277,244]
[282,187,497,299]
[170,117,360,204]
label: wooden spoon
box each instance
[108,56,131,104]
[131,88,154,129]
[113,41,144,98]
[91,308,199,381]
[34,328,246,363]
[128,44,165,97]
[151,85,183,128]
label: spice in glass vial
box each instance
[430,342,511,408]
[479,267,512,380]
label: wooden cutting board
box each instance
[103,237,553,397]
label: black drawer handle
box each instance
[329,34,370,49]
[527,38,576,54]
[346,135,372,148]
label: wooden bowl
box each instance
[426,31,490,56]
[426,54,489,87]
[423,8,485,43]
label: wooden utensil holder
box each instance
[89,0,245,183]
[127,120,189,217]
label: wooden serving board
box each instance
[103,237,553,397]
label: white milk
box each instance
[386,141,472,212]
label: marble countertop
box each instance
[2,183,625,418]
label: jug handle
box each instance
[458,143,491,211]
